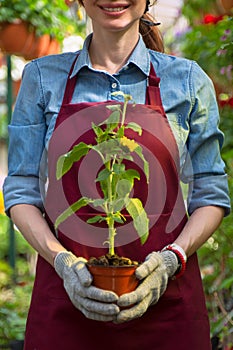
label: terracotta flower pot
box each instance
[88,264,139,296]
[0,21,60,60]
[24,33,51,60]
[46,38,61,56]
[0,20,35,57]
[23,34,60,60]
[219,0,233,12]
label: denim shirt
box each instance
[3,34,230,216]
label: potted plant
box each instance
[54,92,150,295]
[0,0,80,59]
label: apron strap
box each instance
[146,63,166,115]
[61,55,80,105]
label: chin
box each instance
[101,19,139,33]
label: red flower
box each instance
[203,14,224,24]
[229,97,233,107]
[64,0,75,6]
[219,97,233,108]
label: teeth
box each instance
[103,7,125,12]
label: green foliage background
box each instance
[0,0,232,346]
[176,0,233,346]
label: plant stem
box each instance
[121,97,128,126]
[108,219,116,256]
[106,160,115,255]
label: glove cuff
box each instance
[161,244,187,278]
[160,250,179,278]
[54,251,77,278]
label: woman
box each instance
[3,1,230,349]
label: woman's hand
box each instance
[54,251,120,322]
[116,250,179,323]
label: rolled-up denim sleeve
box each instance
[3,60,47,215]
[183,62,230,216]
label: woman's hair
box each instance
[77,0,164,53]
[139,12,164,53]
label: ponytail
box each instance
[139,12,164,53]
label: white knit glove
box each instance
[54,251,120,322]
[116,250,179,323]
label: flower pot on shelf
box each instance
[23,33,51,60]
[87,264,139,296]
[23,34,60,60]
[0,20,60,60]
[0,21,34,57]
[219,0,233,13]
[46,38,60,56]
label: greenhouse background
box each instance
[0,0,232,349]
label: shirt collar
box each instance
[70,33,150,78]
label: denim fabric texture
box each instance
[3,34,230,215]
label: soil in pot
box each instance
[88,254,140,296]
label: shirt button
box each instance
[111,82,117,89]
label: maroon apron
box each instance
[24,56,211,350]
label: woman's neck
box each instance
[88,28,140,75]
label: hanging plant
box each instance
[0,0,78,43]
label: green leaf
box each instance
[125,122,142,136]
[219,276,233,290]
[117,126,125,138]
[112,198,125,212]
[92,123,104,139]
[92,199,106,207]
[54,197,91,229]
[106,111,121,125]
[134,145,149,183]
[93,139,121,159]
[116,179,133,198]
[120,154,134,162]
[87,215,106,224]
[125,198,149,245]
[122,169,140,182]
[100,111,120,132]
[56,142,90,180]
[112,213,125,223]
[95,168,111,182]
[111,91,133,102]
[106,104,121,111]
[99,179,108,199]
[113,163,125,175]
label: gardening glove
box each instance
[116,250,179,323]
[54,251,120,322]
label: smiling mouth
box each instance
[101,6,129,12]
